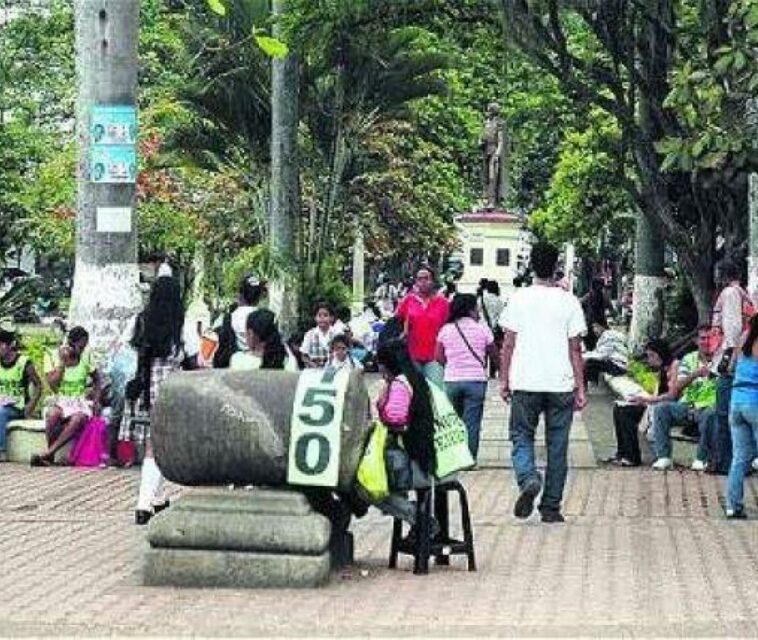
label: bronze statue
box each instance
[480,102,508,209]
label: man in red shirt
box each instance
[396,265,449,386]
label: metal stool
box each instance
[389,479,476,575]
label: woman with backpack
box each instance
[133,274,185,525]
[435,294,496,461]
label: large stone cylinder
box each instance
[152,370,372,492]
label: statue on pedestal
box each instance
[480,102,508,209]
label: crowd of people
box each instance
[2,244,758,525]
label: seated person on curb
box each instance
[583,321,629,386]
[31,326,101,466]
[0,326,43,462]
[607,339,677,467]
[371,338,440,539]
[649,325,719,471]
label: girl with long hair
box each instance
[373,338,437,529]
[134,275,185,525]
[230,309,298,372]
[725,315,758,519]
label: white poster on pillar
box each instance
[96,207,132,233]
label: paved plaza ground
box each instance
[2,384,758,637]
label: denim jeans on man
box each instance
[0,404,24,453]
[653,400,711,459]
[509,391,574,512]
[445,380,487,460]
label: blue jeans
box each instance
[445,380,487,461]
[726,405,758,512]
[509,391,575,512]
[0,405,24,452]
[652,400,712,459]
[414,361,444,388]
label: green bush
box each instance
[627,359,658,394]
[18,326,62,417]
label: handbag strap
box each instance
[454,321,486,370]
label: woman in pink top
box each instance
[435,294,495,461]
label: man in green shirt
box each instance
[0,326,43,461]
[651,326,719,470]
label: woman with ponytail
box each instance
[230,309,298,372]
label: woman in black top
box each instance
[608,340,678,467]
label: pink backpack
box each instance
[68,416,109,467]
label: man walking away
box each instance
[500,242,587,523]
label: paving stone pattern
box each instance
[2,382,758,636]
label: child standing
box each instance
[301,302,336,368]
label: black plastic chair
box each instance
[389,479,476,575]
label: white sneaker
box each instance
[691,459,706,472]
[652,457,673,471]
[752,459,758,472]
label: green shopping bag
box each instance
[428,381,475,478]
[356,421,390,501]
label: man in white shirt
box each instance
[500,242,587,523]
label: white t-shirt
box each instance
[500,285,586,393]
[231,305,258,352]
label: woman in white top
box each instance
[230,309,298,372]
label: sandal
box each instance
[30,454,53,467]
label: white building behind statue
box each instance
[451,209,531,293]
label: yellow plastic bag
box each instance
[356,421,389,501]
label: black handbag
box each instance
[385,436,412,492]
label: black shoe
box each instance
[540,509,565,523]
[153,500,170,514]
[135,510,152,525]
[514,478,541,519]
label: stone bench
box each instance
[7,419,70,464]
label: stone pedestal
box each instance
[144,489,332,589]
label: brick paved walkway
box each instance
[3,463,758,636]
[3,382,758,636]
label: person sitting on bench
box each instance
[583,321,628,386]
[648,326,719,471]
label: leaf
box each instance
[713,54,733,75]
[207,0,226,16]
[700,151,727,169]
[254,34,289,58]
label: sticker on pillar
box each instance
[90,146,137,184]
[91,105,137,146]
[96,207,132,233]
[288,368,350,487]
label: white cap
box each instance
[158,263,173,278]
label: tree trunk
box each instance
[69,0,141,357]
[749,173,758,303]
[269,0,299,334]
[629,212,665,350]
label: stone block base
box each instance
[7,420,70,464]
[143,548,330,589]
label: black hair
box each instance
[336,306,351,324]
[448,293,478,323]
[67,326,89,346]
[142,277,184,359]
[530,242,560,279]
[485,280,500,296]
[721,261,741,283]
[0,329,16,346]
[239,275,266,307]
[416,264,436,280]
[375,339,435,474]
[313,301,334,317]
[330,334,351,349]
[743,315,758,358]
[247,309,286,369]
[645,339,674,368]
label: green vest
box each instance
[0,355,28,407]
